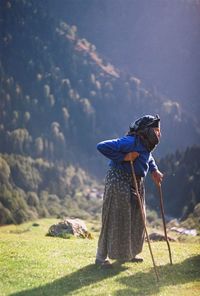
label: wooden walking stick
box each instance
[157,183,173,265]
[130,160,159,282]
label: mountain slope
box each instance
[53,0,200,125]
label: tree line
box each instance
[147,146,200,219]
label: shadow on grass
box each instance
[114,255,200,296]
[9,255,200,296]
[10,263,127,296]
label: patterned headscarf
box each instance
[128,114,160,151]
[129,114,160,132]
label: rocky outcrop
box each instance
[47,218,93,239]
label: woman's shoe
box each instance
[130,257,143,263]
[95,259,112,269]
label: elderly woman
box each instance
[95,115,163,268]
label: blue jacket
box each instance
[97,135,158,177]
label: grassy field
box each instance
[0,218,199,296]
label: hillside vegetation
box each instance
[61,0,200,121]
[147,146,200,219]
[0,153,103,225]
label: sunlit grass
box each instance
[0,218,199,296]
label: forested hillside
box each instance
[0,153,103,224]
[0,0,199,225]
[55,0,200,125]
[147,146,200,219]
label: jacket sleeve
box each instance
[148,153,158,173]
[97,136,134,162]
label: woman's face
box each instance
[153,127,161,140]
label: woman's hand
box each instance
[151,170,164,186]
[124,151,139,162]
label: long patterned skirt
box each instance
[96,167,145,261]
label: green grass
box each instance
[0,219,200,296]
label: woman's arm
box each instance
[149,154,163,185]
[97,136,135,162]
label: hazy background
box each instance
[50,0,200,117]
